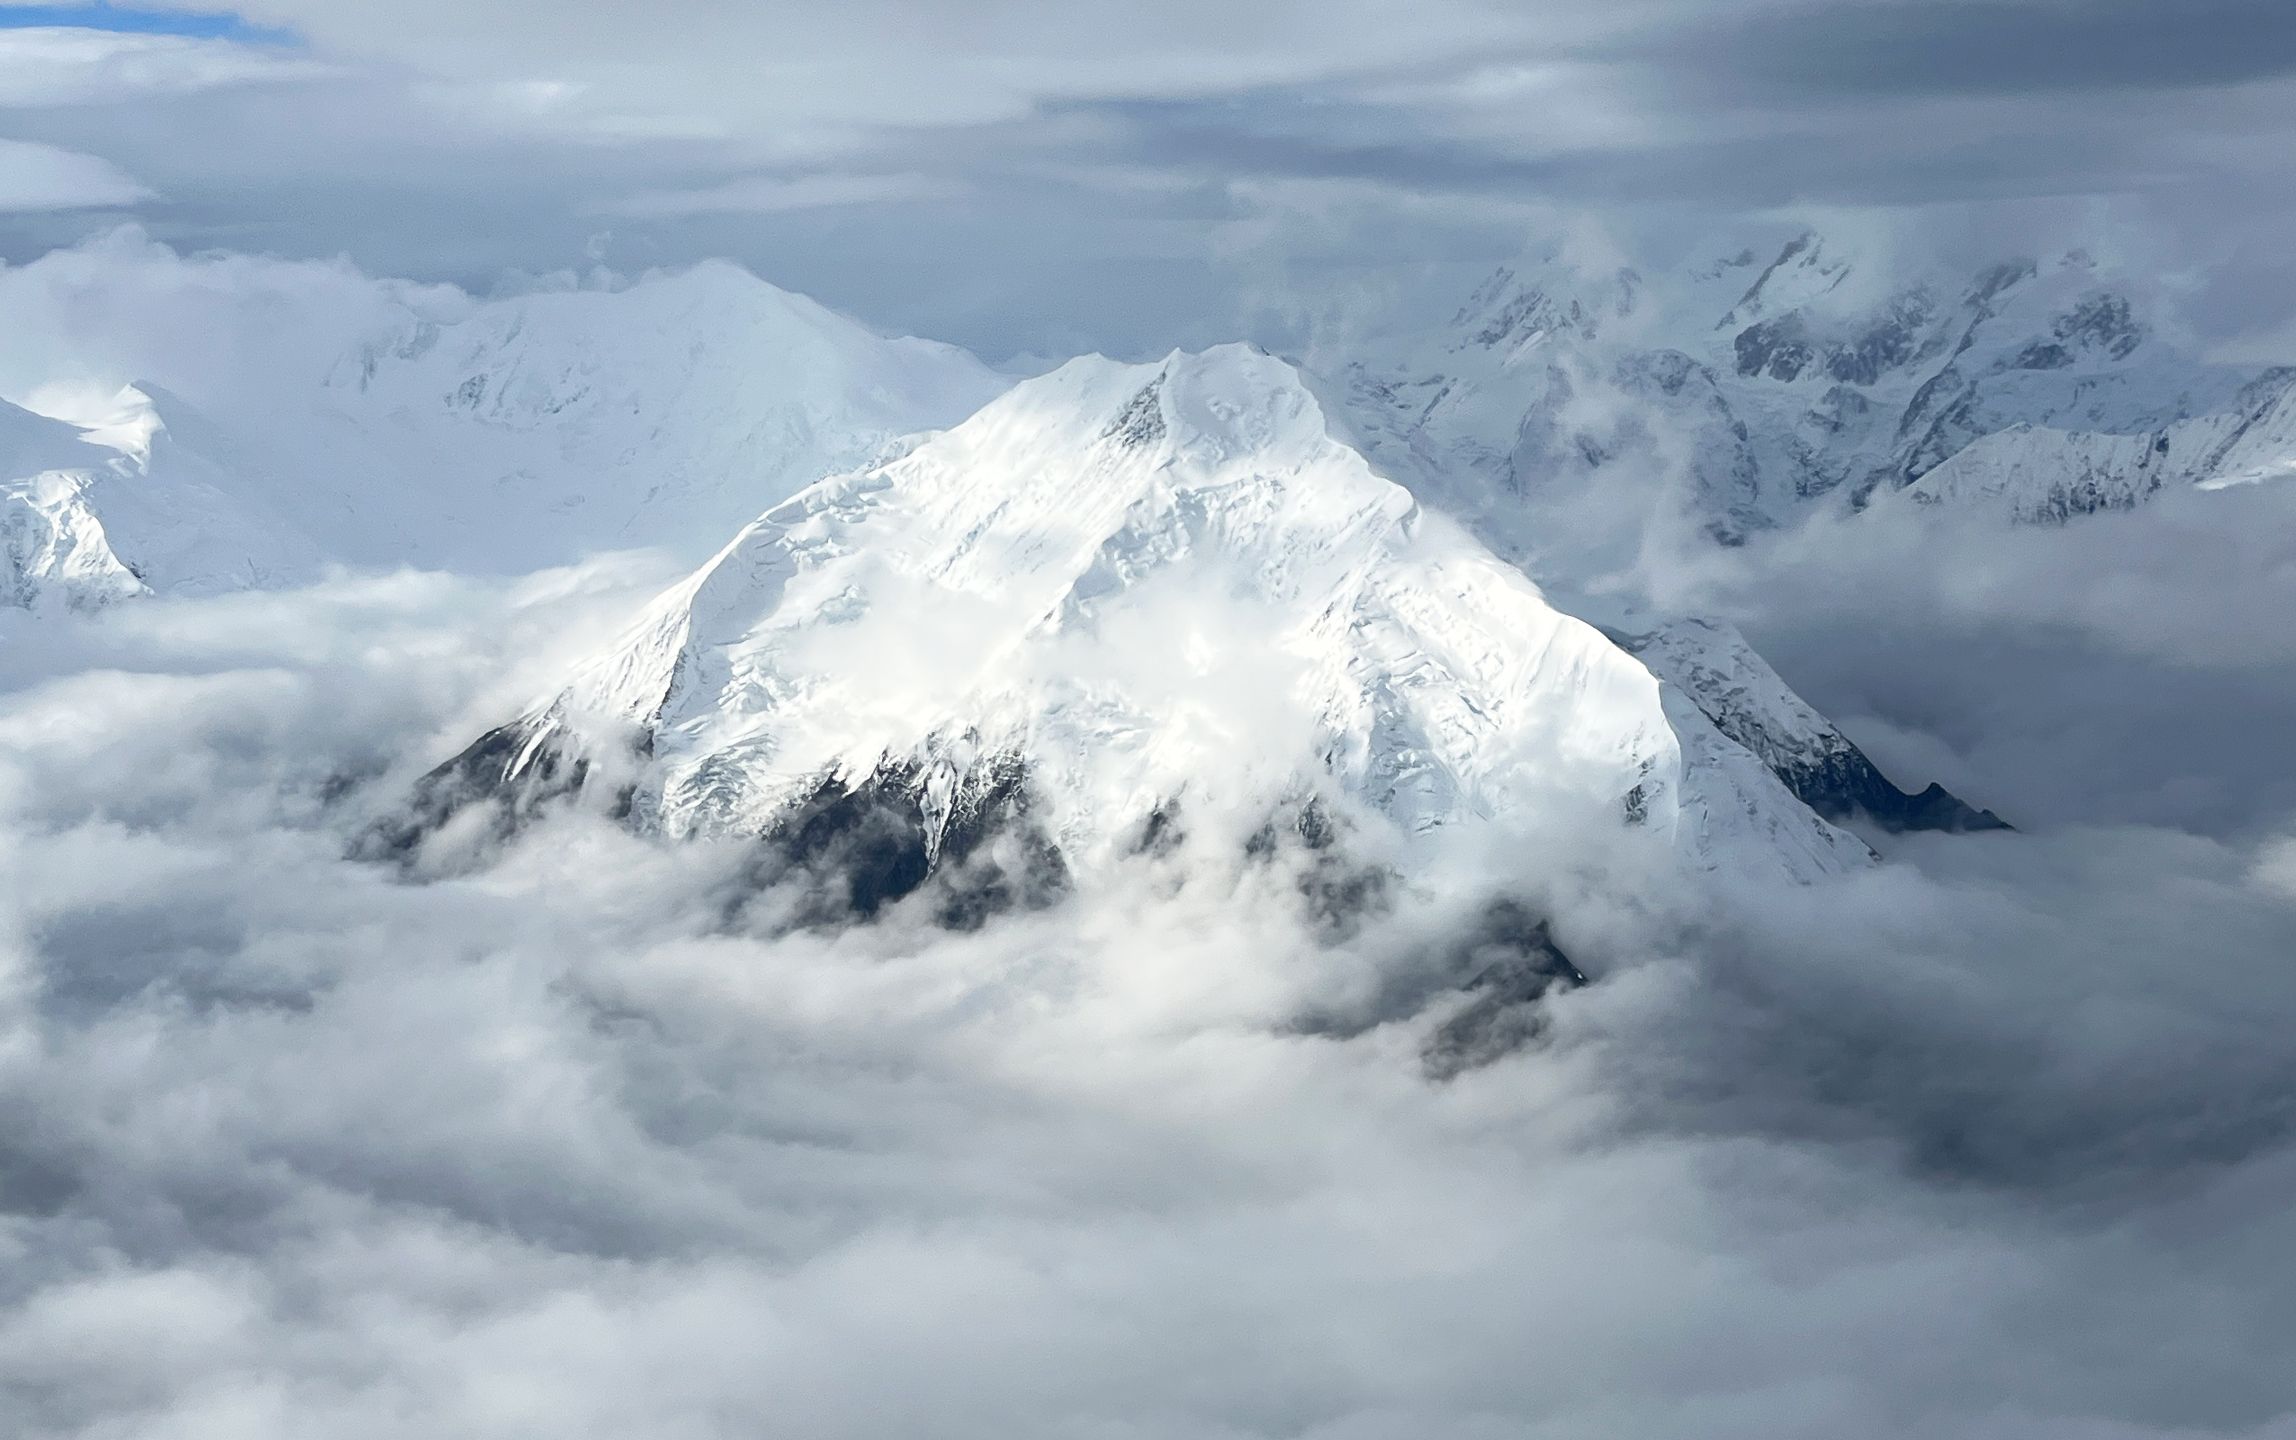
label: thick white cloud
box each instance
[4,555,2296,1438]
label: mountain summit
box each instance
[403,344,1880,908]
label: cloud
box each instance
[605,171,967,219]
[6,1,2296,358]
[0,25,327,106]
[0,226,463,417]
[0,136,150,210]
[1675,479,2296,840]
[1635,0,2296,100]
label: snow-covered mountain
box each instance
[2,397,138,610]
[1,261,1005,609]
[1892,366,2296,523]
[1326,229,2287,554]
[6,241,2004,894]
[2,386,320,609]
[308,261,1007,572]
[395,346,1882,906]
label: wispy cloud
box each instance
[0,136,150,209]
[606,171,966,219]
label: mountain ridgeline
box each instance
[14,233,2231,941]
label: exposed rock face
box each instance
[1421,904,1590,1081]
[734,753,1069,931]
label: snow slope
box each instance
[417,346,1874,890]
[1,397,143,610]
[308,261,1008,572]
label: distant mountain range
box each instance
[18,228,2264,912]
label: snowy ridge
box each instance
[2,397,143,610]
[1900,368,2296,522]
[443,345,1873,888]
[1610,614,2006,834]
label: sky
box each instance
[7,0,2296,358]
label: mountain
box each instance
[394,345,1882,912]
[2,385,320,609]
[308,261,1007,572]
[5,245,2000,891]
[1326,230,2282,554]
[1606,614,2007,833]
[2,396,143,611]
[1892,366,2296,523]
[2,261,1007,609]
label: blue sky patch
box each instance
[0,3,297,43]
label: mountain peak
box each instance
[945,345,1380,519]
[397,330,1887,904]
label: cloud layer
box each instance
[4,471,2296,1438]
[8,2,2296,357]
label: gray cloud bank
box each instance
[8,1,2296,358]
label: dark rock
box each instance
[1245,796,1394,938]
[1823,293,1933,385]
[1776,750,2012,835]
[732,752,1069,932]
[2052,293,2144,361]
[2006,341,2073,371]
[365,720,1070,932]
[1422,903,1590,1080]
[1102,378,1167,449]
[352,715,640,864]
[1735,315,1814,382]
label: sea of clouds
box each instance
[5,497,2296,1439]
